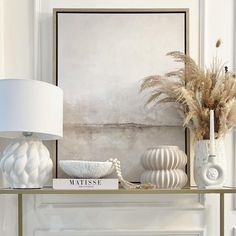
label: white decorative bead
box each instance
[140,146,188,189]
[0,140,52,188]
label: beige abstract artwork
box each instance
[56,11,187,181]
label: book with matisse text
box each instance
[53,178,119,190]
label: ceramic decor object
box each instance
[0,140,53,188]
[141,146,188,189]
[59,160,114,178]
[194,139,226,188]
[140,169,187,189]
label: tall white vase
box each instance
[140,146,188,189]
[194,139,226,188]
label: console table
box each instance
[1,187,235,236]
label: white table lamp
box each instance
[0,79,63,188]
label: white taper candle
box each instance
[209,110,215,155]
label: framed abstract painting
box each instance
[53,8,189,182]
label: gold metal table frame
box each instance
[0,187,235,236]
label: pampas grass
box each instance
[140,40,236,140]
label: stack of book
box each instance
[53,178,119,190]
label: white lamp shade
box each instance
[0,79,63,140]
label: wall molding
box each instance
[0,0,5,77]
[233,0,236,211]
[33,0,42,80]
[34,229,204,236]
[34,194,205,210]
[33,0,204,81]
[233,128,236,210]
[234,0,236,72]
[232,2,236,211]
[33,0,206,212]
[198,0,206,68]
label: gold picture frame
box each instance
[53,8,190,184]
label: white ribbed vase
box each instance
[0,139,53,188]
[140,146,188,189]
[194,139,226,188]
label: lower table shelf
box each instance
[1,186,235,236]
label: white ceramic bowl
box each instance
[59,160,114,178]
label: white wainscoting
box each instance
[34,194,205,209]
[34,229,204,236]
[0,195,18,236]
[23,194,207,236]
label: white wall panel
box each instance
[2,0,34,79]
[39,0,200,84]
[0,0,236,236]
[23,194,207,236]
[0,195,18,236]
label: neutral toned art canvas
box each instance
[55,10,188,181]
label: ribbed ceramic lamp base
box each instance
[0,139,52,188]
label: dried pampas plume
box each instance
[216,39,222,48]
[140,39,236,140]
